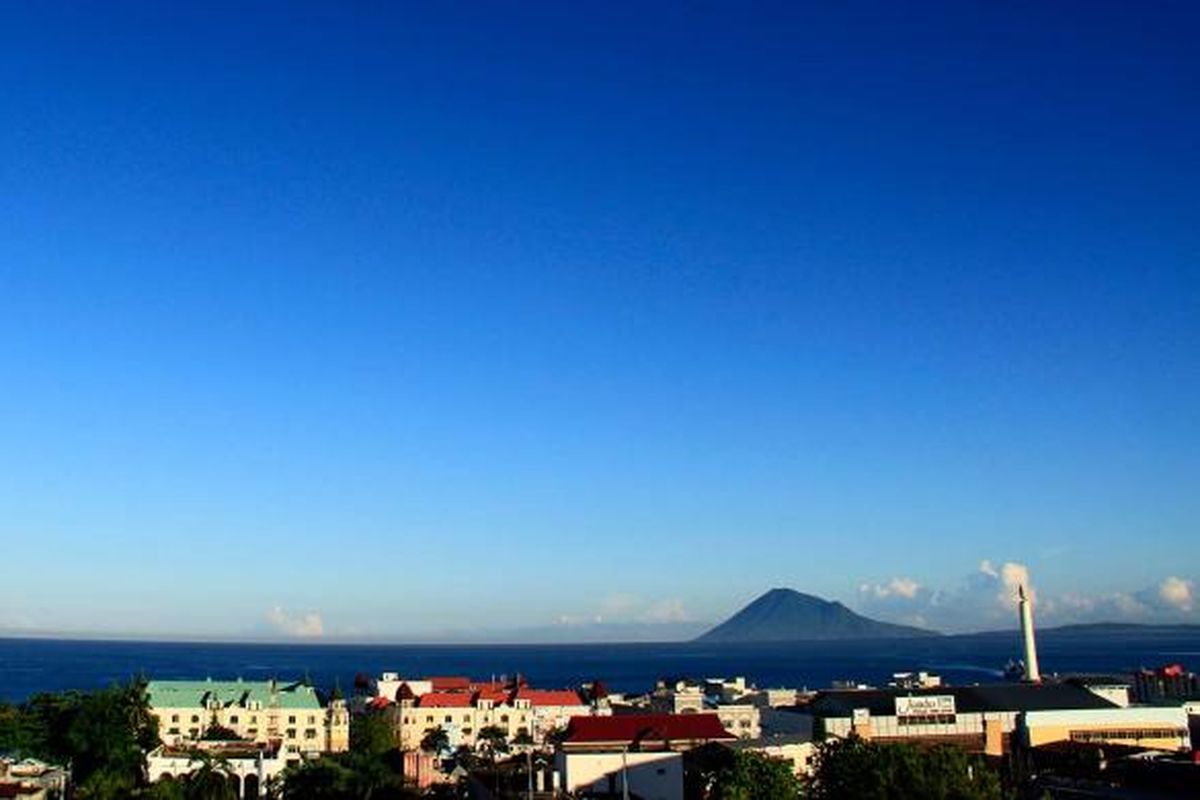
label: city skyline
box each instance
[2,2,1197,641]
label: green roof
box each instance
[147,679,323,710]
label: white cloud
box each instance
[641,598,690,624]
[859,577,921,600]
[997,562,1032,609]
[265,606,324,638]
[1157,577,1193,612]
[558,595,690,627]
[854,561,1198,632]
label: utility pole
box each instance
[621,745,630,800]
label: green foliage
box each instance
[805,736,1005,800]
[476,724,509,760]
[200,723,242,741]
[420,725,450,754]
[282,751,417,800]
[181,751,238,800]
[0,678,159,793]
[686,746,802,800]
[711,750,803,800]
[139,778,188,800]
[350,710,396,757]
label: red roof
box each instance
[477,684,512,703]
[419,691,474,708]
[563,714,734,745]
[516,688,585,706]
[368,696,392,710]
[429,676,472,691]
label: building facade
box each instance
[147,679,349,756]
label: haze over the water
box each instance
[1,2,1196,643]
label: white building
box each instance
[147,741,288,799]
[555,714,735,800]
[147,678,349,756]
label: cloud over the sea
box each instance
[856,561,1197,632]
[265,606,325,638]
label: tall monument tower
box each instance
[1018,584,1041,683]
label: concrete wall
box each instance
[556,751,682,800]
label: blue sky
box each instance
[1,1,1197,640]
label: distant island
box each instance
[695,587,938,643]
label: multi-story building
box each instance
[147,678,349,757]
[367,674,602,750]
[646,679,761,739]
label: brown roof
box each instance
[563,713,734,745]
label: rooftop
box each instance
[563,713,735,745]
[146,678,324,711]
[809,683,1117,718]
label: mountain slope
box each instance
[696,588,937,642]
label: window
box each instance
[305,729,318,739]
[444,715,452,723]
[501,715,509,723]
[897,714,955,726]
[1070,728,1187,743]
[247,728,258,737]
[463,728,472,735]
[191,715,200,723]
[426,716,434,724]
[286,728,297,739]
[250,715,258,724]
[229,715,239,724]
[308,715,316,724]
[188,728,199,738]
[288,715,297,724]
[168,727,180,735]
[171,714,179,723]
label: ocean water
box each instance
[1,629,1196,703]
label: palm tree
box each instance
[184,750,237,800]
[476,725,510,795]
[420,725,450,755]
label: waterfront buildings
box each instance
[146,679,349,756]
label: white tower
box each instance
[1018,584,1041,683]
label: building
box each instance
[371,674,601,750]
[1064,675,1134,708]
[645,678,762,739]
[808,683,1119,756]
[728,734,817,777]
[1019,706,1191,751]
[0,757,68,800]
[146,741,288,799]
[556,713,736,800]
[1134,663,1200,704]
[146,678,349,756]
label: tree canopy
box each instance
[0,679,159,799]
[804,736,1006,800]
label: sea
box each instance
[1,628,1197,703]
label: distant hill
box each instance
[695,588,938,643]
[957,622,1200,639]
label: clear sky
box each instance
[1,1,1197,640]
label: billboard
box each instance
[894,695,955,717]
